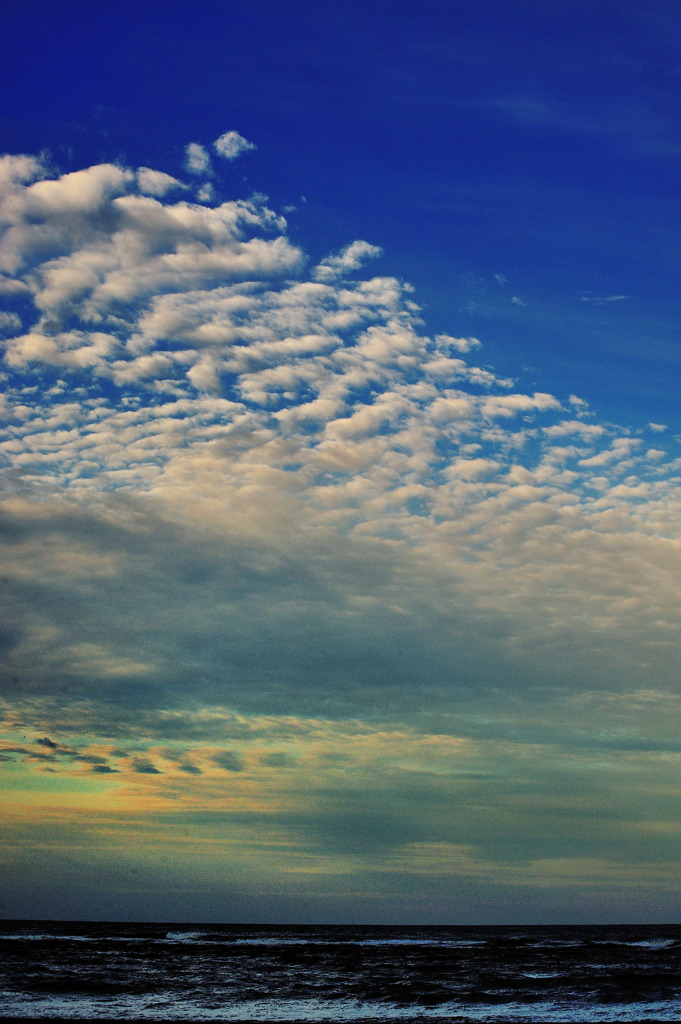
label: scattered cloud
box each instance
[131,758,163,775]
[0,311,22,333]
[184,142,212,176]
[313,239,383,281]
[213,130,256,161]
[196,182,217,203]
[213,751,246,773]
[35,736,58,749]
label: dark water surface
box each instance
[1,921,679,1022]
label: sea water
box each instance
[0,921,679,1022]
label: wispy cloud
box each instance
[477,96,681,158]
[580,293,629,304]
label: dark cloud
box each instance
[131,758,162,775]
[212,750,245,773]
[259,751,296,768]
[3,491,674,738]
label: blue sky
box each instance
[0,0,679,924]
[3,0,678,426]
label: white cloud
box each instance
[137,167,185,196]
[544,420,606,439]
[18,163,132,216]
[213,130,256,161]
[578,437,642,468]
[3,185,303,347]
[0,163,134,276]
[430,394,475,421]
[0,311,21,333]
[0,274,30,295]
[445,457,501,480]
[314,240,382,281]
[0,153,45,193]
[184,142,212,175]
[196,182,216,203]
[435,334,482,354]
[482,392,561,419]
[6,330,120,369]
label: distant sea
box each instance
[1,921,679,1023]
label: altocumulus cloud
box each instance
[0,141,678,922]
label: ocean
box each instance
[0,921,679,1023]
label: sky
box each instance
[0,0,679,925]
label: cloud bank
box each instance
[0,143,678,922]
